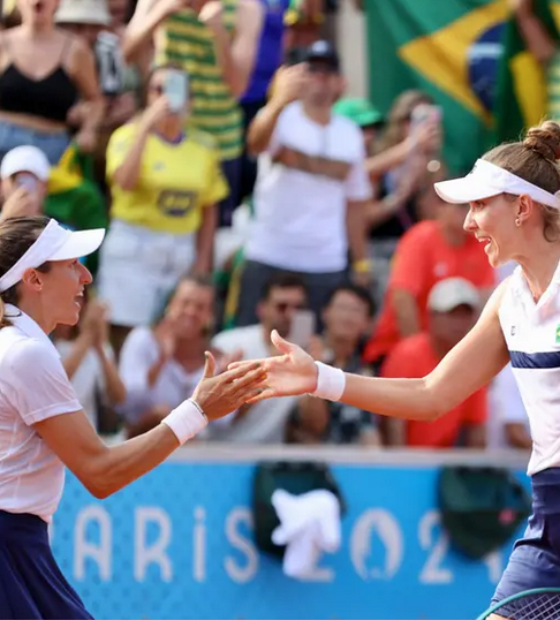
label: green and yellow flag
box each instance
[493,0,560,144]
[45,143,108,275]
[366,0,509,174]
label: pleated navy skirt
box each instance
[492,467,560,618]
[0,510,93,619]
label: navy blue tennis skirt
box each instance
[0,510,93,619]
[492,468,560,617]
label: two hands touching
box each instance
[190,330,318,422]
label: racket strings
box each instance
[502,592,560,619]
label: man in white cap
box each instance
[380,277,487,448]
[0,146,50,222]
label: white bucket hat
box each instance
[0,219,105,293]
[434,159,560,210]
[55,0,111,26]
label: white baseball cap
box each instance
[434,158,560,210]
[0,219,105,293]
[0,146,50,182]
[427,277,481,313]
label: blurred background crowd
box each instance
[0,0,549,454]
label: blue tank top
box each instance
[241,0,290,104]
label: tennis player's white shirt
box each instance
[499,261,560,475]
[0,305,81,522]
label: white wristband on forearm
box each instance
[162,399,208,445]
[311,361,346,401]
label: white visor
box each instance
[434,159,560,210]
[0,219,105,293]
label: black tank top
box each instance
[0,35,78,124]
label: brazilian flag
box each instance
[366,0,509,174]
[493,0,560,144]
[45,142,108,275]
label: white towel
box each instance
[271,488,341,579]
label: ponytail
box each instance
[0,298,9,329]
[0,286,20,329]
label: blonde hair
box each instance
[375,90,433,154]
[483,120,560,241]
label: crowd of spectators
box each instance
[0,0,531,451]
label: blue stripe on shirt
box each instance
[510,350,560,369]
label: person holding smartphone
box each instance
[0,145,50,221]
[98,64,229,355]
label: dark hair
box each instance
[0,216,52,327]
[259,272,307,302]
[324,283,376,317]
[483,120,560,241]
[153,273,215,326]
[284,46,308,66]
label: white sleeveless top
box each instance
[0,305,81,521]
[499,262,560,475]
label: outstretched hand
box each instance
[192,351,267,419]
[228,330,318,403]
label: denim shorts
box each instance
[491,468,560,618]
[0,120,70,165]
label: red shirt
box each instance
[364,220,495,362]
[380,332,487,448]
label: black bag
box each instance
[252,460,346,559]
[438,465,531,559]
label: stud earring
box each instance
[515,218,521,227]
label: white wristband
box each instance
[311,361,346,401]
[162,399,208,445]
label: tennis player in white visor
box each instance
[230,120,560,620]
[0,216,266,619]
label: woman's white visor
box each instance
[0,219,105,293]
[434,159,560,210]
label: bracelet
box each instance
[162,398,208,445]
[352,258,373,274]
[310,361,346,402]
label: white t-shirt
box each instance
[487,363,530,448]
[0,305,81,521]
[246,101,373,273]
[118,327,204,423]
[208,325,297,443]
[486,261,529,448]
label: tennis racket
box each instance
[476,587,560,620]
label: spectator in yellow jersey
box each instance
[122,0,264,227]
[97,64,228,354]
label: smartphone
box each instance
[289,310,316,349]
[411,103,441,129]
[164,69,188,113]
[14,172,38,192]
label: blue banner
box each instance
[51,462,529,620]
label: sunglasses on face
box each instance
[307,63,338,75]
[273,302,306,313]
